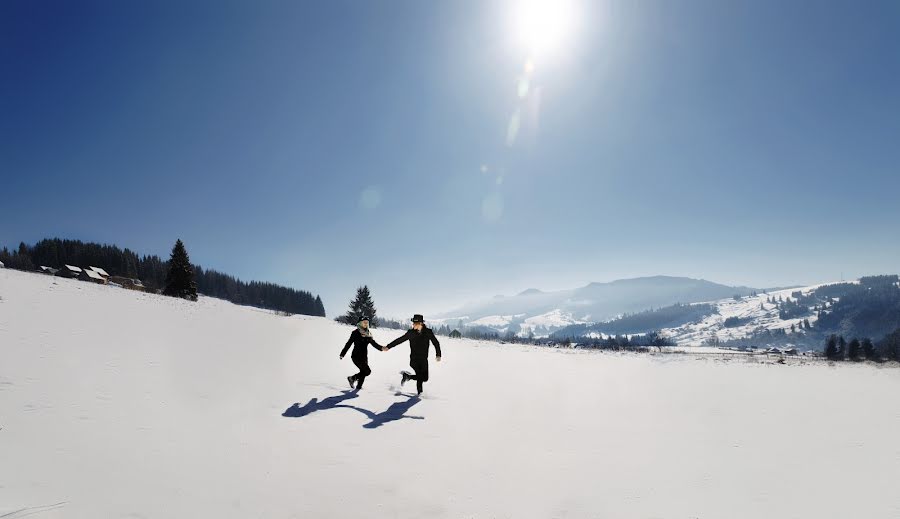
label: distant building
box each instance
[88,266,110,278]
[108,275,145,292]
[449,329,462,339]
[56,265,82,278]
[39,266,59,275]
[0,260,4,268]
[80,268,107,284]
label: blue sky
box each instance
[2,0,899,317]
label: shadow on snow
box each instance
[282,390,424,429]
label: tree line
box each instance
[824,331,900,362]
[1,238,325,317]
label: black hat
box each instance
[358,316,370,323]
[410,314,425,323]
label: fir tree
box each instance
[340,285,378,327]
[861,338,876,360]
[825,334,839,360]
[314,296,326,317]
[848,338,861,361]
[163,239,198,301]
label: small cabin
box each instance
[39,266,59,275]
[108,275,145,292]
[56,265,82,278]
[88,266,110,279]
[0,260,4,268]
[449,329,462,339]
[80,268,107,284]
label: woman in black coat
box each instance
[340,316,382,389]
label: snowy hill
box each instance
[554,277,899,350]
[3,268,900,518]
[661,284,831,346]
[436,275,756,337]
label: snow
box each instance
[2,268,900,518]
[62,264,82,273]
[467,313,525,328]
[82,269,105,281]
[523,308,581,328]
[518,309,586,337]
[88,266,109,277]
[662,284,838,346]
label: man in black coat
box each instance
[340,316,383,389]
[384,314,442,395]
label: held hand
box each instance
[340,354,344,359]
[382,346,389,352]
[436,356,442,362]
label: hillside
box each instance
[2,268,900,518]
[436,276,756,337]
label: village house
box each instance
[56,265,82,278]
[108,275,145,292]
[88,266,110,279]
[79,268,107,285]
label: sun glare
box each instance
[512,0,578,60]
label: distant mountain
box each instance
[434,276,757,337]
[544,275,900,351]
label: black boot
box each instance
[347,375,355,388]
[400,371,411,386]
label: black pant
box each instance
[408,358,429,394]
[351,356,371,389]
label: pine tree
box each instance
[341,285,378,327]
[825,334,839,360]
[848,338,861,361]
[163,239,198,301]
[837,335,847,360]
[314,296,326,317]
[862,338,876,360]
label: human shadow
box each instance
[339,395,424,429]
[282,389,360,418]
[282,391,423,429]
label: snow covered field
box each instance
[2,268,900,518]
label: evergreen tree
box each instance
[878,329,900,362]
[848,338,861,361]
[837,335,847,360]
[861,338,876,360]
[163,239,198,301]
[825,334,839,360]
[340,285,378,326]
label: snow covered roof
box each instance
[63,265,82,273]
[83,269,105,281]
[89,266,109,277]
[0,260,4,268]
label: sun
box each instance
[511,0,578,60]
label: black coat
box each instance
[386,327,442,360]
[341,328,382,358]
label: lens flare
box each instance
[511,0,578,59]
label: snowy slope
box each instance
[662,283,837,346]
[3,268,900,518]
[436,276,755,336]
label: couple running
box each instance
[340,314,442,395]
